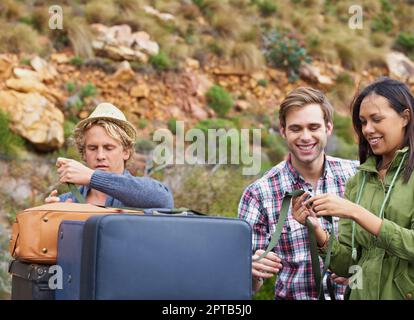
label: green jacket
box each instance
[324,147,414,300]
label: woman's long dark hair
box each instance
[351,77,414,183]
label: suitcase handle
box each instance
[67,183,205,216]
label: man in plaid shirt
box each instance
[238,87,358,300]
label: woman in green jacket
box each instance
[293,77,414,299]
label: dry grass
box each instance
[0,22,41,54]
[230,42,265,71]
[335,35,386,71]
[66,17,95,59]
[0,0,24,20]
[84,0,118,24]
[210,10,246,40]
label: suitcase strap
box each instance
[8,260,50,281]
[67,183,205,216]
[252,189,335,300]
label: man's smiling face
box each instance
[280,103,333,166]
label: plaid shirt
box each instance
[238,154,358,300]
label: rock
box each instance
[90,23,158,62]
[30,56,58,82]
[213,66,248,76]
[299,63,334,86]
[0,90,64,150]
[169,106,185,118]
[385,51,414,84]
[13,67,41,81]
[143,5,175,22]
[100,43,148,62]
[190,100,209,120]
[235,100,251,111]
[6,78,48,94]
[110,61,135,82]
[251,71,267,81]
[6,78,64,106]
[50,53,70,64]
[196,74,213,97]
[12,179,32,203]
[130,31,159,56]
[107,24,132,46]
[0,54,17,80]
[79,110,89,119]
[130,83,150,98]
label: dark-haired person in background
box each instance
[293,77,414,299]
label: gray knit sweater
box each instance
[58,169,174,208]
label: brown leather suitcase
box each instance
[9,203,143,264]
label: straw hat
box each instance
[75,103,137,140]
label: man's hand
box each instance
[56,157,94,186]
[252,249,282,293]
[252,249,282,279]
[44,189,73,204]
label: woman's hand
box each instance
[330,273,349,286]
[303,193,357,220]
[292,192,320,228]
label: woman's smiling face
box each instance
[359,93,409,162]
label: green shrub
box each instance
[69,56,84,67]
[253,276,276,300]
[371,13,393,33]
[0,109,25,158]
[333,113,354,145]
[395,32,414,53]
[66,81,76,94]
[194,118,243,164]
[256,0,277,17]
[80,82,97,98]
[20,57,31,66]
[195,118,236,132]
[149,52,172,71]
[335,72,353,87]
[207,42,225,57]
[328,135,358,160]
[63,120,76,140]
[380,0,394,12]
[262,132,288,164]
[170,165,256,217]
[135,139,156,154]
[257,79,269,87]
[167,118,177,135]
[263,29,312,82]
[205,85,234,117]
[18,16,34,26]
[137,118,149,129]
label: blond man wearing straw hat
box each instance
[45,102,174,208]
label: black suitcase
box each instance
[8,260,55,300]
